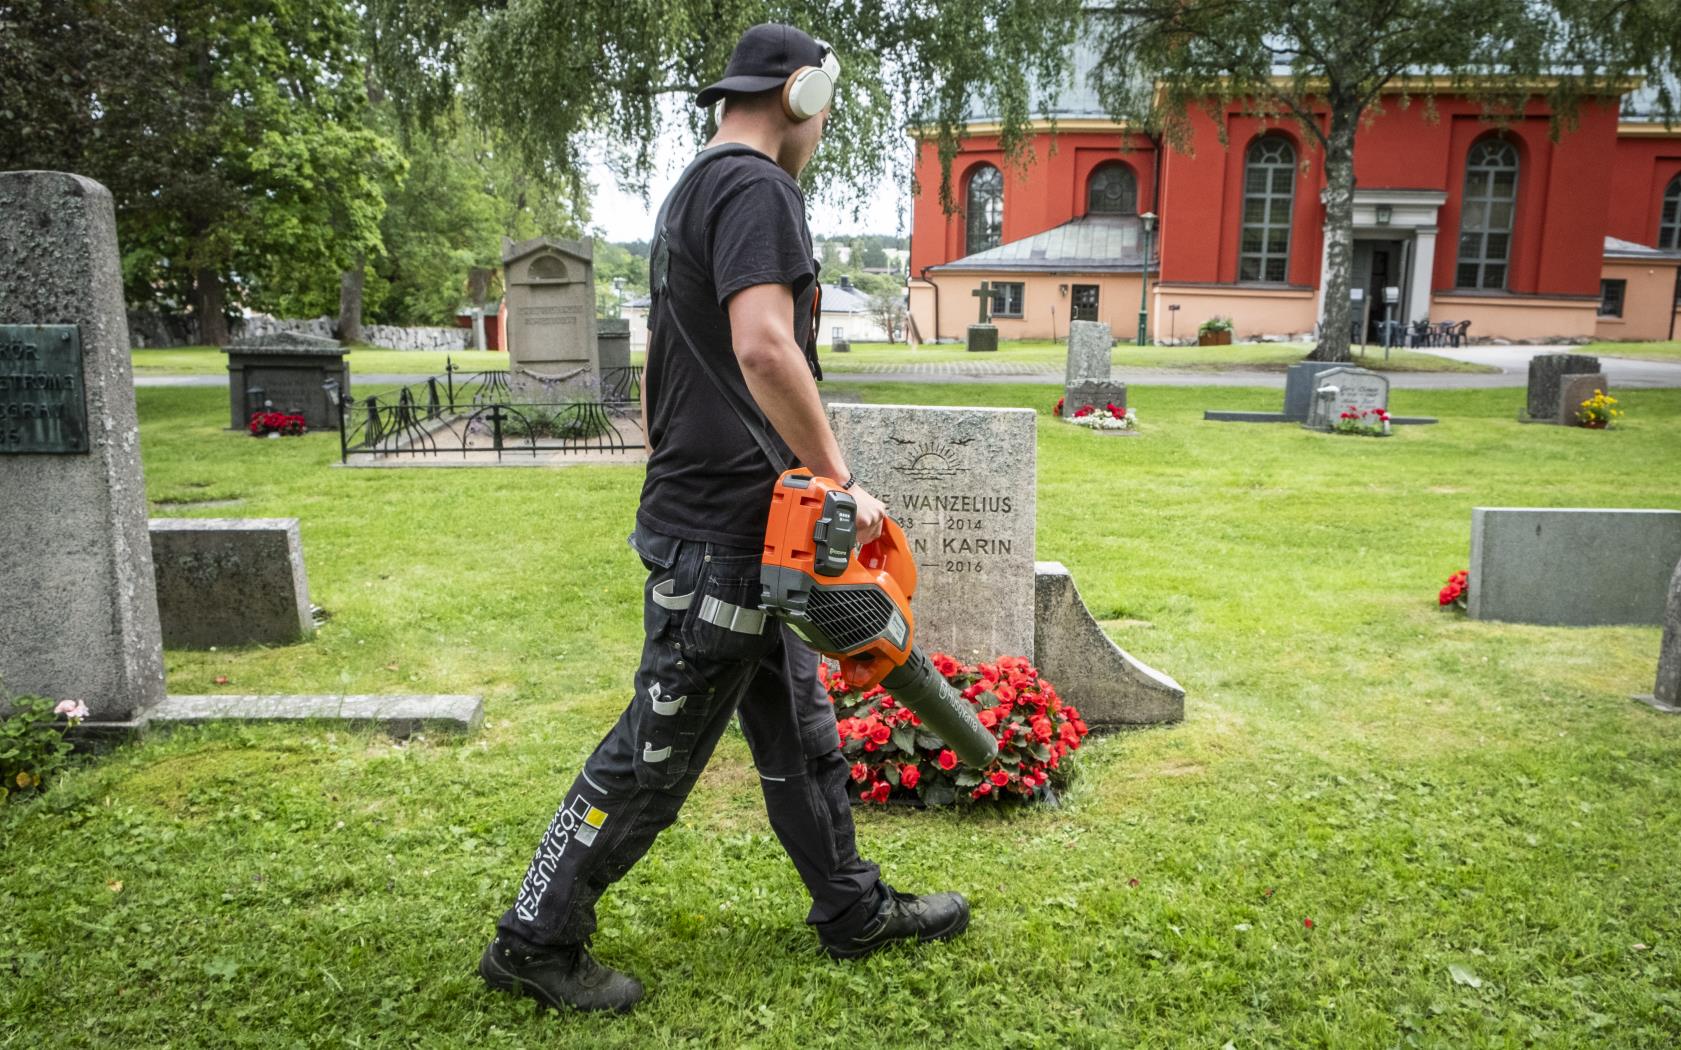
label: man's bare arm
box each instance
[728,282,886,542]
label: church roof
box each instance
[1604,235,1681,260]
[930,214,1150,273]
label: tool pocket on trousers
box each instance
[679,547,774,663]
[631,651,714,790]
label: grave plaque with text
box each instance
[1304,366,1390,430]
[827,404,1036,660]
[0,325,88,453]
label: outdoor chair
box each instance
[1446,320,1471,347]
[1406,319,1435,348]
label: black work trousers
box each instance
[497,525,885,948]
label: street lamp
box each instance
[612,276,626,318]
[1137,211,1158,346]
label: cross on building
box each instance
[971,281,993,325]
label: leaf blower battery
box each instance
[760,469,999,768]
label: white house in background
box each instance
[623,276,891,352]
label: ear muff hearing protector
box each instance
[781,41,841,122]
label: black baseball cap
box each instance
[696,23,827,107]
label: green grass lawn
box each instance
[1584,340,1681,364]
[4,383,1681,1047]
[130,345,509,376]
[822,340,1496,374]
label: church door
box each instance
[1071,284,1099,322]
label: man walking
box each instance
[480,23,968,1015]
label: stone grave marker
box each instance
[223,331,349,430]
[966,281,998,353]
[502,236,598,401]
[1304,366,1390,431]
[827,403,1183,726]
[149,518,314,648]
[1555,372,1609,426]
[1635,559,1681,714]
[0,171,165,720]
[1525,353,1600,422]
[1283,361,1347,421]
[1063,320,1126,417]
[1469,508,1681,626]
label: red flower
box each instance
[1303,917,1314,929]
[900,763,920,789]
[869,780,892,804]
[868,722,891,746]
[1032,718,1053,743]
[850,762,868,782]
[989,770,1010,787]
[977,707,999,729]
[1054,396,1064,416]
[937,749,958,771]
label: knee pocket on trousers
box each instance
[630,654,715,791]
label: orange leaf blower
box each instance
[760,469,999,768]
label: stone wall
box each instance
[126,311,471,352]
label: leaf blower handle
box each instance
[882,649,999,768]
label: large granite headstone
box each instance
[1525,353,1600,422]
[502,236,599,401]
[149,518,313,648]
[828,404,1035,659]
[1555,373,1609,426]
[1304,366,1390,431]
[1636,559,1681,713]
[223,331,348,430]
[0,171,165,720]
[1283,361,1347,421]
[1469,508,1681,626]
[1062,321,1126,417]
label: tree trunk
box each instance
[1309,104,1359,363]
[338,255,365,344]
[193,267,228,346]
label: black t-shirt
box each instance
[637,148,821,548]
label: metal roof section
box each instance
[1604,235,1681,260]
[930,214,1149,273]
[820,281,876,313]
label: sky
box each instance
[584,131,908,244]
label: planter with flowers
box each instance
[248,411,307,438]
[1574,390,1621,429]
[1197,316,1234,346]
[824,653,1089,808]
[1331,406,1391,437]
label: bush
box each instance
[1,696,87,804]
[824,654,1089,807]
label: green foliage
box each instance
[365,0,1084,217]
[0,696,81,805]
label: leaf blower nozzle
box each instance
[760,469,999,768]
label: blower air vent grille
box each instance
[806,585,898,651]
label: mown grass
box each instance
[822,340,1496,374]
[1584,340,1681,364]
[130,346,509,376]
[3,383,1680,1048]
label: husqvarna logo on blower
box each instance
[513,793,609,922]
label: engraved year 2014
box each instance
[945,517,983,531]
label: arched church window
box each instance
[965,164,1003,255]
[1238,136,1295,283]
[1087,162,1137,215]
[1661,174,1681,250]
[1456,139,1520,290]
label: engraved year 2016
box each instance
[944,517,983,531]
[944,559,983,573]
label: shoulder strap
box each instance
[648,144,791,474]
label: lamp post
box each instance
[1137,211,1157,346]
[612,276,626,318]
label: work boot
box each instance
[818,885,970,960]
[478,934,645,1014]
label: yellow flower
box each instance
[16,771,34,789]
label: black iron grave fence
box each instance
[339,358,644,462]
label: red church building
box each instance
[908,56,1681,347]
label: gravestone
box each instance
[0,171,165,720]
[827,403,1183,726]
[502,236,598,401]
[149,518,313,648]
[1468,508,1681,626]
[1635,559,1681,713]
[1525,353,1600,422]
[1555,373,1609,426]
[1063,321,1126,417]
[967,280,998,353]
[223,331,349,430]
[597,318,630,373]
[1283,361,1347,421]
[1304,366,1390,431]
[827,404,1036,659]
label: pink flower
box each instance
[54,699,90,721]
